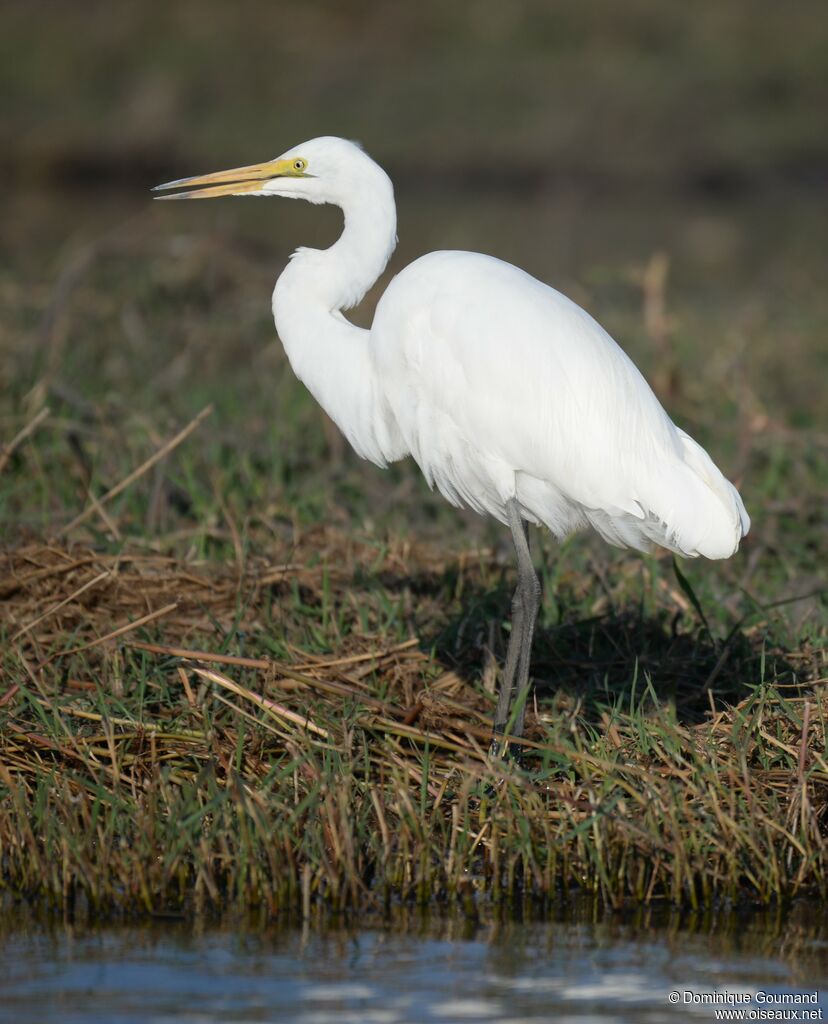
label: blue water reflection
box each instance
[2,905,826,1023]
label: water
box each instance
[2,902,826,1024]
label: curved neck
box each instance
[275,174,397,315]
[270,170,403,468]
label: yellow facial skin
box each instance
[153,156,310,200]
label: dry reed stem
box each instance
[59,405,213,536]
[0,406,50,475]
[1,535,826,912]
[11,569,111,641]
[40,601,180,666]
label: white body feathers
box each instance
[270,137,748,560]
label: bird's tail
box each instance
[580,430,749,559]
[643,430,750,559]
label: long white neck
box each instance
[279,182,397,312]
[272,168,404,466]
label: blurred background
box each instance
[1,0,826,560]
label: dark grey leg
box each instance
[492,563,526,737]
[491,499,541,756]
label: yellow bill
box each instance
[153,156,309,200]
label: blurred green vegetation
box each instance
[3,0,827,183]
[1,0,826,638]
[1,0,825,602]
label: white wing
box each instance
[371,250,749,559]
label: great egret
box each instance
[154,136,749,754]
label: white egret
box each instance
[154,136,749,754]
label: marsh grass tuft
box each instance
[2,531,825,917]
[1,21,825,912]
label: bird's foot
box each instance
[488,734,525,768]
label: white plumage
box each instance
[155,135,749,751]
[372,250,748,560]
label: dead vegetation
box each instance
[1,528,826,917]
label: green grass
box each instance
[2,191,827,915]
[1,202,825,913]
[1,0,826,917]
[1,502,826,915]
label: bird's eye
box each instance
[293,158,307,172]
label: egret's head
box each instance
[153,136,388,207]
